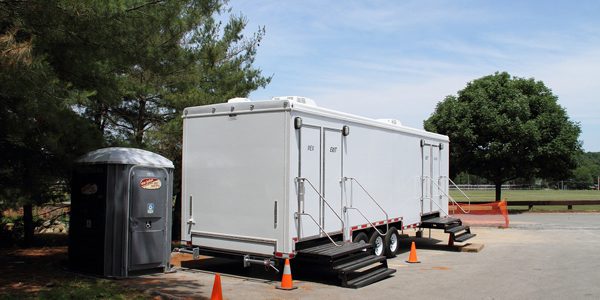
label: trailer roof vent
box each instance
[227,97,251,103]
[377,119,402,126]
[272,96,317,106]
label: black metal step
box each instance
[420,211,440,221]
[344,265,397,288]
[295,241,395,288]
[420,216,461,229]
[454,232,476,243]
[296,242,370,259]
[445,224,468,234]
[333,255,386,273]
[329,251,372,269]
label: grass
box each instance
[39,279,145,300]
[449,189,600,212]
[449,189,600,201]
[510,205,600,212]
[0,243,147,300]
[1,278,146,300]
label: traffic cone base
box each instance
[406,241,420,263]
[210,273,223,300]
[276,259,298,290]
[275,285,298,290]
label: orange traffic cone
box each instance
[276,259,298,290]
[406,241,420,263]
[210,273,223,300]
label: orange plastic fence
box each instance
[449,200,509,228]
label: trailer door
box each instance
[323,128,343,234]
[421,141,443,214]
[298,125,322,239]
[422,143,431,213]
[431,146,443,213]
[297,124,344,240]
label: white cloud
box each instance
[232,0,600,151]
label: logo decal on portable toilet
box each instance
[147,203,155,214]
[81,183,98,195]
[140,178,161,189]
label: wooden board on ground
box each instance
[459,243,484,253]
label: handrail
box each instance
[343,177,389,235]
[435,177,470,213]
[447,177,472,213]
[425,176,470,214]
[344,207,387,236]
[294,212,343,247]
[297,177,345,225]
[422,176,450,216]
[431,196,450,216]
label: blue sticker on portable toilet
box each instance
[147,203,154,214]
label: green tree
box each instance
[424,72,581,200]
[107,2,270,148]
[1,0,271,244]
[0,33,102,246]
[101,1,218,147]
[572,152,600,187]
[146,12,271,240]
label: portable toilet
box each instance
[68,147,174,277]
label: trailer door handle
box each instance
[187,195,195,225]
[274,201,278,229]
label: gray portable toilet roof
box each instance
[77,147,174,168]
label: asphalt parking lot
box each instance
[132,213,600,299]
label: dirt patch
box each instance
[0,246,146,299]
[171,252,196,267]
[0,245,214,298]
[0,246,71,295]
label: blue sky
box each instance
[228,1,600,151]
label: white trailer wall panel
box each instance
[182,111,290,256]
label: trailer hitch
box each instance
[243,255,279,273]
[173,247,200,260]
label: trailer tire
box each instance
[384,227,400,258]
[353,232,368,245]
[368,231,385,257]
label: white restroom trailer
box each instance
[181,96,453,265]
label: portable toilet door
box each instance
[127,166,171,273]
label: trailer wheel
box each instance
[353,232,368,244]
[384,227,400,258]
[368,232,385,257]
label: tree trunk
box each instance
[494,182,502,201]
[172,193,181,241]
[23,203,34,247]
[134,98,146,146]
[172,157,183,242]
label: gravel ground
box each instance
[2,213,599,299]
[136,212,600,300]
